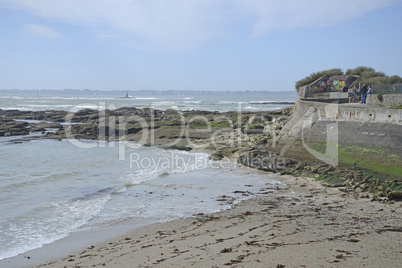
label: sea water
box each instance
[0,91,295,261]
[0,91,297,112]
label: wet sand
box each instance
[11,173,400,268]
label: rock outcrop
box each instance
[1,101,400,200]
[0,118,29,136]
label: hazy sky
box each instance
[1,0,401,91]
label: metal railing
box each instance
[372,84,402,94]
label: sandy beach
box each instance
[6,171,399,268]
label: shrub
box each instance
[295,68,343,92]
[377,94,383,102]
[296,66,402,92]
[347,66,400,87]
[389,75,402,84]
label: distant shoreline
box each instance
[0,89,298,97]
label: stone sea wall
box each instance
[366,94,402,108]
[268,99,402,157]
[234,99,401,200]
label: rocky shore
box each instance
[1,102,401,268]
[1,101,401,201]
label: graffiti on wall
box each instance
[332,80,345,91]
[313,79,346,92]
[321,81,327,91]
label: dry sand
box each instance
[9,174,402,267]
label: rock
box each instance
[353,172,362,181]
[295,162,305,170]
[29,122,62,132]
[276,116,287,122]
[344,172,354,180]
[387,191,402,200]
[310,164,322,173]
[0,118,29,136]
[68,124,99,139]
[209,153,224,160]
[303,165,311,171]
[318,166,334,174]
[359,183,368,191]
[125,123,143,135]
[363,175,372,182]
[377,185,384,191]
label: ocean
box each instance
[0,91,296,262]
[0,91,296,112]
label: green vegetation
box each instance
[315,174,346,185]
[391,105,402,109]
[188,120,231,129]
[346,66,402,86]
[314,170,401,198]
[241,124,265,134]
[279,169,294,175]
[279,156,401,200]
[154,120,182,127]
[244,124,264,130]
[305,142,401,177]
[339,154,402,177]
[295,66,402,92]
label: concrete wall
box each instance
[366,94,402,108]
[270,99,402,161]
[366,94,381,106]
[299,86,312,99]
[329,92,348,100]
[298,100,401,124]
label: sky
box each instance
[0,0,401,91]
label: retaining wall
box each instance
[269,100,402,161]
[366,94,402,108]
[298,100,401,124]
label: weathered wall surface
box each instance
[366,95,382,106]
[291,99,401,125]
[366,94,402,108]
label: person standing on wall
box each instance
[360,83,368,104]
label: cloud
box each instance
[234,0,397,37]
[5,0,227,49]
[4,0,397,49]
[23,24,62,39]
